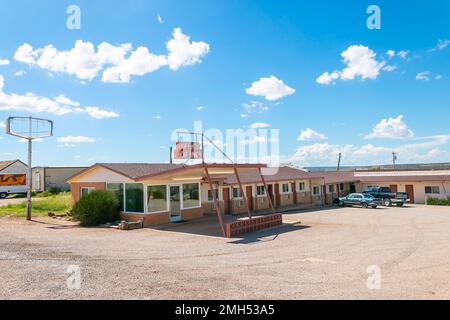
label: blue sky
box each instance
[0,0,449,167]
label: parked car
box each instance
[362,186,408,207]
[337,193,380,209]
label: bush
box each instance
[72,190,120,227]
[426,197,450,206]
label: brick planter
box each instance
[225,214,282,238]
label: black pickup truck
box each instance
[362,187,409,207]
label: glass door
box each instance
[169,185,181,222]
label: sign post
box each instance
[5,116,53,221]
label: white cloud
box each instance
[386,50,396,58]
[383,65,397,72]
[289,134,450,166]
[316,71,340,85]
[57,135,95,143]
[298,128,327,141]
[0,59,9,66]
[246,76,295,101]
[14,28,210,84]
[0,74,119,119]
[397,50,409,59]
[250,122,271,129]
[157,14,164,24]
[317,45,385,85]
[365,115,414,139]
[436,75,443,80]
[196,106,204,111]
[431,39,450,51]
[166,28,210,71]
[14,70,26,77]
[416,71,431,81]
[240,100,270,118]
[102,47,167,83]
[154,115,161,120]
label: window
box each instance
[107,183,124,211]
[232,187,243,198]
[298,182,305,192]
[312,186,320,196]
[125,183,144,213]
[207,189,219,201]
[340,183,344,191]
[425,186,440,194]
[183,183,200,208]
[328,185,335,193]
[80,187,95,198]
[256,185,265,196]
[282,183,290,193]
[147,185,167,213]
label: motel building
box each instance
[353,169,450,204]
[66,163,326,235]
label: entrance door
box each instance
[405,185,415,203]
[268,184,274,206]
[390,185,398,193]
[246,186,253,211]
[274,184,280,208]
[291,182,297,204]
[222,187,230,214]
[169,185,181,222]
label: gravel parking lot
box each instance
[1,204,450,300]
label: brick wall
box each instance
[121,212,170,227]
[182,207,204,220]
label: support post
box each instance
[259,168,275,215]
[26,138,32,221]
[205,167,226,237]
[234,168,252,219]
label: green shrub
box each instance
[426,197,450,206]
[72,190,120,227]
[49,187,62,195]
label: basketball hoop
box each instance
[5,116,54,221]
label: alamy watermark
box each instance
[66,5,81,30]
[366,265,381,290]
[367,5,381,30]
[171,121,281,175]
[66,265,82,290]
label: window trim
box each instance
[425,186,440,195]
[232,187,243,199]
[281,183,290,194]
[146,184,169,214]
[182,182,202,210]
[328,184,335,193]
[312,186,321,196]
[80,187,95,198]
[256,185,266,197]
[207,188,219,202]
[124,183,145,214]
[106,182,125,212]
[298,182,306,192]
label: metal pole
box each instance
[201,133,205,164]
[234,168,252,219]
[259,168,275,215]
[205,167,226,237]
[26,138,32,221]
[337,153,342,172]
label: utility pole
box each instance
[169,146,173,164]
[392,152,397,169]
[337,152,342,172]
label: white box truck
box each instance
[0,174,27,199]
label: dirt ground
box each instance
[1,204,450,300]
